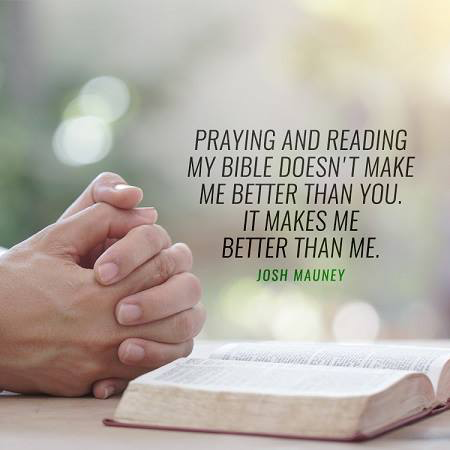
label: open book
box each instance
[106,342,450,441]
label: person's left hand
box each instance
[59,172,147,270]
[59,172,205,399]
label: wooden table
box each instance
[2,341,450,450]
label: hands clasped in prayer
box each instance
[0,172,206,398]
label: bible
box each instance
[105,342,450,441]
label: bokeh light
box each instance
[79,76,130,123]
[271,292,324,340]
[53,76,130,166]
[219,278,278,336]
[332,301,380,341]
[52,116,112,166]
[219,278,324,340]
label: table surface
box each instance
[3,340,450,450]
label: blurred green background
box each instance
[0,0,449,341]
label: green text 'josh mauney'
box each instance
[256,268,346,282]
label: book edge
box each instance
[103,403,449,442]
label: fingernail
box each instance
[114,184,144,203]
[114,184,138,191]
[124,343,145,363]
[117,303,142,325]
[102,385,115,399]
[135,207,156,214]
[135,207,158,221]
[97,262,119,284]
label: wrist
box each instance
[0,249,24,392]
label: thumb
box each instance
[59,172,143,221]
[50,203,157,259]
[92,378,129,399]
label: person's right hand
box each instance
[0,202,198,396]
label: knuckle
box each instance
[155,249,176,281]
[79,328,115,360]
[95,171,118,184]
[86,334,110,355]
[81,359,104,380]
[174,310,195,341]
[41,233,80,263]
[153,224,172,247]
[58,272,93,313]
[36,223,62,246]
[182,273,202,303]
[182,339,194,357]
[189,305,207,337]
[174,243,193,269]
[195,303,207,330]
[38,223,62,243]
[138,224,158,248]
[91,201,113,218]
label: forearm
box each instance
[0,248,6,392]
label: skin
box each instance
[0,173,206,398]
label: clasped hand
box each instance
[0,173,205,398]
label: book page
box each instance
[211,342,450,389]
[131,357,415,397]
